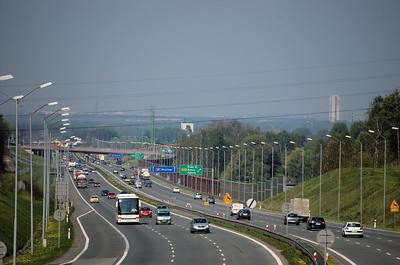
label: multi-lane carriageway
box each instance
[53,164,400,265]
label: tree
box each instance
[0,115,11,173]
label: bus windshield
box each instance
[117,198,139,215]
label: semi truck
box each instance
[76,174,88,188]
[290,198,310,222]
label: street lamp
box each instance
[0,74,13,81]
[368,129,387,227]
[243,143,248,201]
[235,144,241,201]
[346,135,363,225]
[29,101,58,254]
[393,127,399,161]
[12,81,53,265]
[229,146,234,197]
[326,134,342,220]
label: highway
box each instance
[100,164,400,265]
[53,167,284,265]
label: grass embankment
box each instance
[262,167,400,230]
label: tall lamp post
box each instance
[368,129,387,227]
[235,144,241,201]
[243,143,248,201]
[326,134,342,220]
[229,146,234,197]
[29,101,58,254]
[250,142,256,200]
[11,81,53,265]
[346,135,363,225]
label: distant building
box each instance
[181,122,194,136]
[329,95,340,122]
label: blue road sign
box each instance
[108,153,123,158]
[150,166,177,173]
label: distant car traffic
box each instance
[113,170,118,174]
[107,192,116,199]
[236,209,251,220]
[190,217,210,233]
[342,222,364,237]
[94,182,100,187]
[155,209,172,225]
[307,217,326,230]
[145,180,152,187]
[101,190,109,196]
[194,192,202,200]
[139,207,153,218]
[173,187,180,193]
[156,205,168,210]
[88,178,95,184]
[284,213,300,225]
[90,195,99,203]
[205,195,215,204]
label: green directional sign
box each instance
[179,165,203,176]
[130,153,144,160]
[161,148,174,154]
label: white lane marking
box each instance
[60,173,130,265]
[386,253,391,256]
[377,248,382,252]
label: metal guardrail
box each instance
[84,158,327,265]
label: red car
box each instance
[94,182,100,187]
[139,207,153,218]
[107,192,116,199]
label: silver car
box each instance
[155,209,172,225]
[190,217,210,233]
[284,213,300,225]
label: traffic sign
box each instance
[0,241,7,259]
[150,166,177,173]
[108,153,123,158]
[179,165,203,176]
[54,209,65,221]
[161,148,175,154]
[204,201,209,206]
[281,202,290,214]
[390,199,399,213]
[224,193,232,204]
[316,229,335,248]
[247,198,257,209]
[130,153,144,159]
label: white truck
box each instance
[290,198,310,222]
[230,203,244,216]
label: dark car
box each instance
[307,217,326,230]
[145,180,152,187]
[206,195,215,204]
[236,209,251,220]
[120,167,125,171]
[284,213,300,225]
[101,190,109,196]
[88,178,95,184]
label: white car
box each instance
[342,222,364,237]
[194,192,202,200]
[173,187,180,193]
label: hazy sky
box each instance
[1,0,400,123]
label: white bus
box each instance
[115,193,140,224]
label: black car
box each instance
[307,217,326,230]
[206,195,215,204]
[101,189,109,196]
[88,178,95,184]
[236,209,251,220]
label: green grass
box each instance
[263,167,400,230]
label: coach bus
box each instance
[115,193,140,224]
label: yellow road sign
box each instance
[390,199,399,213]
[224,193,232,204]
[204,201,209,206]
